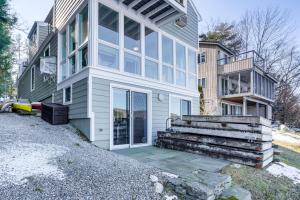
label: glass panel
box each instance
[228,73,239,95]
[79,6,88,45]
[65,87,71,102]
[240,71,251,93]
[132,92,148,145]
[98,44,119,69]
[221,77,228,95]
[69,20,77,53]
[170,97,181,118]
[176,43,186,70]
[162,36,173,65]
[113,88,130,146]
[176,70,186,87]
[61,31,67,60]
[79,46,88,69]
[181,100,191,116]
[222,104,229,116]
[69,55,76,75]
[145,60,158,80]
[188,50,197,74]
[162,65,174,83]
[124,53,141,75]
[98,4,119,45]
[44,46,50,57]
[145,27,158,59]
[189,75,197,90]
[124,17,140,52]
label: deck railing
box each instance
[217,50,265,71]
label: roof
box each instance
[199,41,235,55]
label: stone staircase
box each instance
[158,115,274,168]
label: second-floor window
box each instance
[176,43,186,87]
[44,45,50,57]
[199,52,206,64]
[162,36,174,84]
[59,5,89,82]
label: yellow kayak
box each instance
[12,103,32,112]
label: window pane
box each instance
[124,17,140,52]
[162,65,174,83]
[61,31,67,60]
[65,87,71,102]
[124,53,141,75]
[98,44,119,69]
[145,27,158,59]
[69,20,77,53]
[44,46,50,57]
[176,43,186,70]
[69,55,76,75]
[98,4,119,45]
[79,46,88,69]
[176,70,186,87]
[145,60,158,80]
[189,75,197,90]
[79,6,88,45]
[181,100,191,116]
[162,36,173,65]
[170,97,181,118]
[188,50,197,74]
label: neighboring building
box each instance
[17,0,201,150]
[198,41,277,120]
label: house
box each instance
[17,0,201,150]
[198,41,277,120]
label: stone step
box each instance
[158,132,273,151]
[171,126,273,142]
[172,120,272,135]
[220,185,252,200]
[182,115,271,127]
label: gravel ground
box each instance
[0,114,162,200]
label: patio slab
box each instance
[114,146,230,174]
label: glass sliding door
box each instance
[113,88,130,146]
[112,88,150,149]
[132,92,148,145]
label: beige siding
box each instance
[55,0,85,30]
[218,58,253,74]
[199,46,220,115]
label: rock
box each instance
[164,195,178,200]
[154,182,164,194]
[233,164,241,169]
[162,172,179,179]
[150,175,159,183]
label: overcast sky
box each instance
[11,0,300,45]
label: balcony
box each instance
[217,51,265,75]
[119,0,187,25]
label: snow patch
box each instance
[0,142,68,186]
[267,162,300,184]
[162,172,179,179]
[273,132,300,144]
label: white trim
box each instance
[109,83,153,150]
[63,85,73,105]
[30,65,36,92]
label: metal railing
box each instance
[217,50,265,71]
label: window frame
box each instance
[44,44,51,57]
[169,94,193,119]
[63,85,72,105]
[30,65,36,92]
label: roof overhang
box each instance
[119,0,188,26]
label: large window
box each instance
[145,27,159,80]
[254,71,275,99]
[162,36,174,83]
[222,103,242,116]
[98,44,119,69]
[188,49,197,90]
[98,4,119,45]
[124,53,141,75]
[170,96,191,118]
[176,43,186,87]
[59,5,89,82]
[124,17,140,53]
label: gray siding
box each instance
[92,77,200,149]
[70,118,91,140]
[38,25,50,47]
[18,34,58,102]
[53,78,88,119]
[161,1,198,48]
